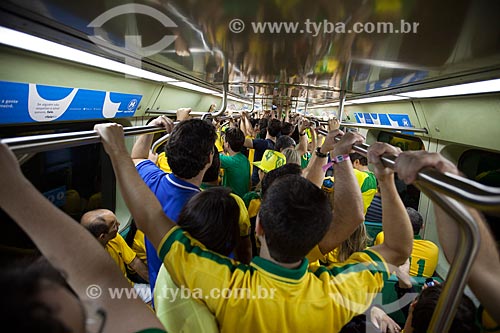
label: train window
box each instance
[378,131,424,151]
[0,122,116,264]
[459,149,500,244]
[378,131,424,210]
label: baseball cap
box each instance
[252,150,286,173]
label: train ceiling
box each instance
[1,0,500,108]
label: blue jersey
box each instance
[136,160,200,295]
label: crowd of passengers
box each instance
[0,107,499,333]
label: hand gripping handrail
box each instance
[347,141,484,333]
[316,130,500,211]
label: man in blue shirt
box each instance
[131,114,217,296]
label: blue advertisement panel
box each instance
[354,113,413,127]
[354,112,414,134]
[0,81,142,124]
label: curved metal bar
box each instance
[416,185,480,333]
[211,50,228,117]
[1,125,166,154]
[248,85,256,114]
[151,133,171,154]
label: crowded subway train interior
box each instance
[0,0,500,332]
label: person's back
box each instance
[374,207,439,278]
[131,117,217,293]
[155,187,241,333]
[158,175,390,332]
[220,127,251,197]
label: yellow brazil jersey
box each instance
[374,232,439,278]
[106,234,138,285]
[156,152,172,173]
[353,169,377,215]
[158,227,389,333]
[322,170,377,215]
[230,193,251,237]
[132,229,147,264]
[154,265,218,333]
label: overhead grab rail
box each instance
[1,125,167,155]
[3,124,500,210]
[307,116,428,134]
[352,142,481,333]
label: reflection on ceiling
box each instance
[1,0,499,108]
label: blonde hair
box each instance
[282,148,301,166]
[336,224,371,262]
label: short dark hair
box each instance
[280,122,294,136]
[349,152,368,166]
[411,285,479,333]
[258,118,268,138]
[259,175,332,263]
[0,261,79,333]
[407,207,423,235]
[177,187,240,256]
[261,164,302,198]
[275,135,296,152]
[267,119,282,137]
[202,145,220,183]
[224,128,245,152]
[166,119,217,179]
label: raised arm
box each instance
[0,144,163,332]
[131,115,174,165]
[296,117,309,156]
[368,142,413,266]
[315,132,366,254]
[395,150,500,322]
[95,123,176,250]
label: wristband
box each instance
[315,147,328,158]
[299,132,306,136]
[331,154,350,164]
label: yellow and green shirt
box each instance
[158,227,390,333]
[375,232,439,278]
[106,234,138,286]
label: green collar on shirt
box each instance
[251,256,309,281]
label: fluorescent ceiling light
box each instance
[168,81,217,95]
[348,95,408,104]
[0,26,177,82]
[399,79,500,98]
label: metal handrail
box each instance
[3,124,500,210]
[340,122,428,134]
[1,125,166,154]
[417,186,480,333]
